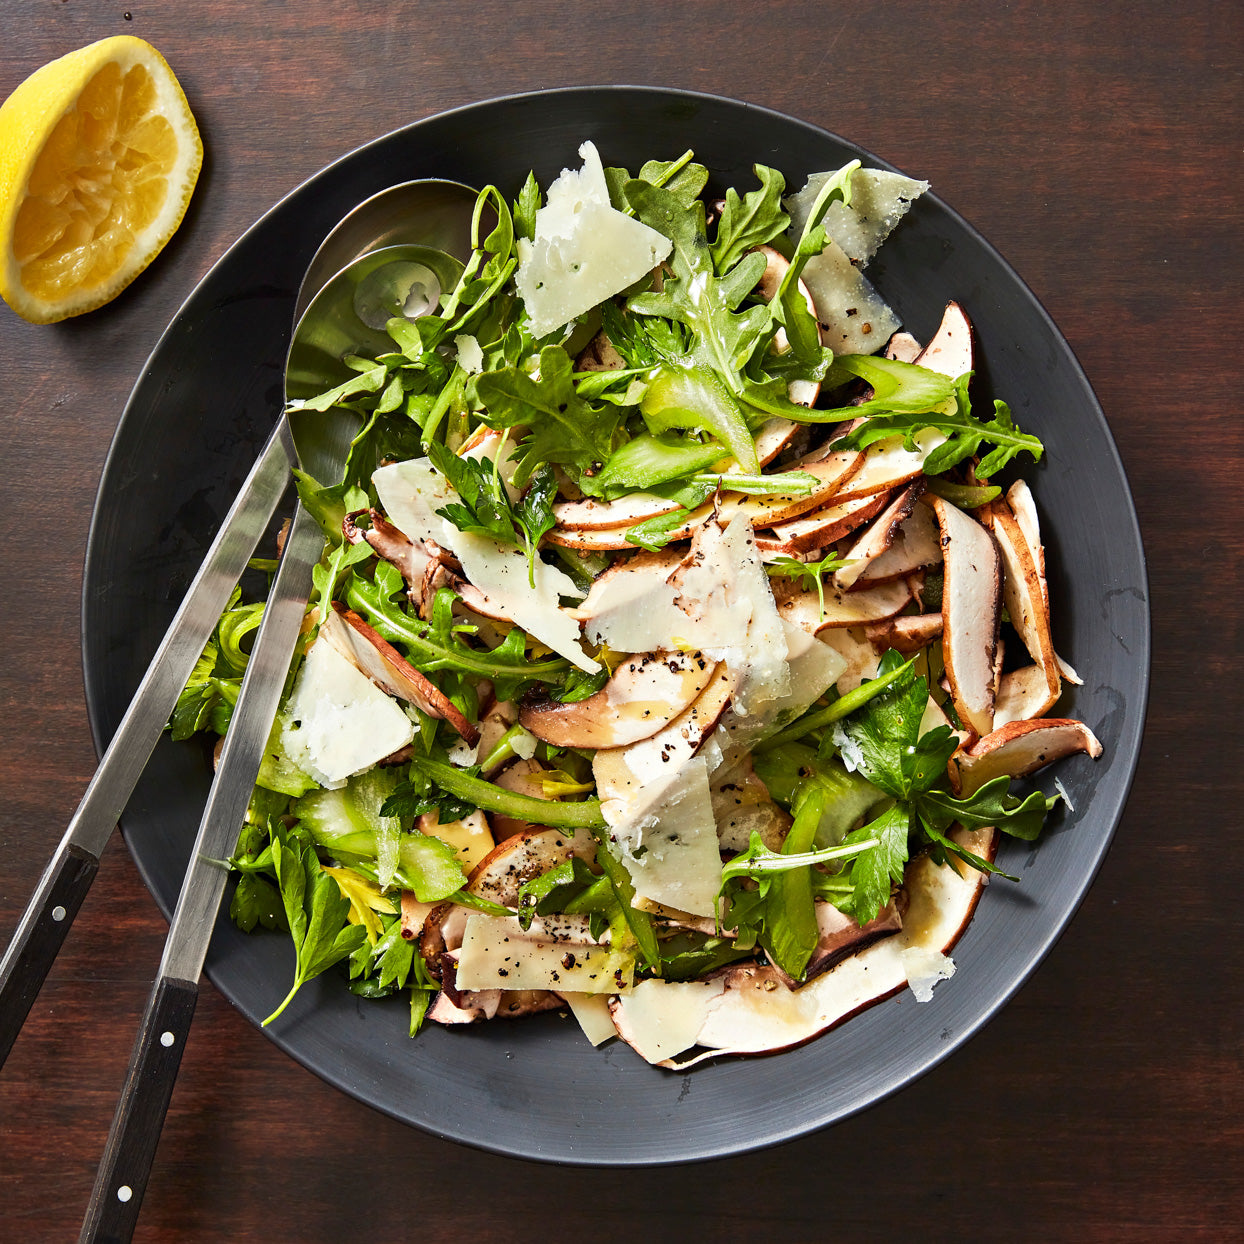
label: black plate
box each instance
[82,88,1149,1164]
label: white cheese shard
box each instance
[585,514,790,714]
[612,978,725,1063]
[455,914,631,994]
[455,534,600,672]
[454,333,484,374]
[787,168,929,265]
[674,514,790,717]
[604,755,722,917]
[279,640,414,790]
[515,141,673,339]
[900,946,956,1002]
[561,992,618,1046]
[372,456,600,673]
[372,457,458,548]
[799,240,901,356]
[705,620,847,776]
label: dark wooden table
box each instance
[2,3,1240,1239]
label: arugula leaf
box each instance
[264,827,369,1025]
[828,363,1045,477]
[710,164,789,275]
[916,777,1059,843]
[475,345,621,484]
[626,179,773,403]
[345,574,567,696]
[515,856,599,930]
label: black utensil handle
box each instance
[79,975,198,1244]
[0,841,99,1069]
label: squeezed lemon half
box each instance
[0,36,202,323]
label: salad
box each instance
[175,142,1102,1066]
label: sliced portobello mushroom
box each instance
[913,300,974,379]
[610,825,997,1065]
[863,612,944,654]
[320,604,480,745]
[593,663,734,804]
[829,432,944,504]
[776,894,907,988]
[853,497,943,584]
[948,718,1103,797]
[1005,479,1083,687]
[710,755,792,853]
[770,575,912,634]
[884,330,924,362]
[930,495,1002,739]
[994,663,1062,727]
[758,491,891,557]
[553,492,682,532]
[520,650,718,749]
[834,481,924,588]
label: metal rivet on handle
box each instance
[51,906,66,922]
[116,1186,133,1203]
[160,1031,175,1047]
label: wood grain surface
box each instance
[1,2,1240,1240]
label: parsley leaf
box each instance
[838,804,912,927]
[766,552,849,622]
[264,827,369,1025]
[513,463,559,584]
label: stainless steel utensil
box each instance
[0,181,478,1073]
[78,230,474,1243]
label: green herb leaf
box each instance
[710,164,789,275]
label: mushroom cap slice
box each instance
[553,492,682,532]
[828,430,945,504]
[466,825,599,909]
[610,826,996,1065]
[711,755,791,853]
[593,663,734,804]
[754,418,802,466]
[520,650,719,749]
[914,300,974,379]
[930,496,1001,739]
[885,330,923,363]
[758,491,890,557]
[853,497,943,585]
[778,895,906,988]
[834,481,924,588]
[994,664,1062,727]
[863,612,944,654]
[948,718,1103,797]
[771,575,912,634]
[320,604,479,745]
[989,501,1061,704]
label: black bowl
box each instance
[82,87,1149,1164]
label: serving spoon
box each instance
[0,178,479,1076]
